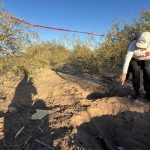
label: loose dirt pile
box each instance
[0,67,150,150]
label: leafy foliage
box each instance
[0,12,38,56]
[0,9,150,78]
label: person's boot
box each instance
[145,92,150,101]
[133,91,140,99]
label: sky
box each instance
[1,0,150,42]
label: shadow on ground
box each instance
[71,111,150,150]
[0,73,69,150]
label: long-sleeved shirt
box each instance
[122,40,150,74]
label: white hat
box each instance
[136,31,150,49]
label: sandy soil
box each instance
[0,67,150,150]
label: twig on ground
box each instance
[34,139,55,150]
[15,126,25,138]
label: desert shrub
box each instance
[94,10,150,74]
[0,9,150,78]
[70,43,91,70]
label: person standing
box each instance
[120,31,150,100]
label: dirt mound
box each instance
[71,97,149,126]
[71,97,150,150]
[0,68,150,150]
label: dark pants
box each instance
[130,58,150,94]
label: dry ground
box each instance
[0,67,150,150]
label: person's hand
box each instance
[120,73,127,85]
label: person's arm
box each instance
[120,51,133,85]
[122,50,134,74]
[120,40,135,85]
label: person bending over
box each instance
[120,31,150,100]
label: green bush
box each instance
[0,10,149,78]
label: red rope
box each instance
[0,12,113,37]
